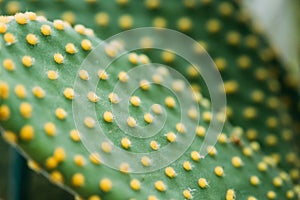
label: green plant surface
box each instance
[0,13,298,199]
[0,0,299,174]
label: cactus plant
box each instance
[0,0,299,173]
[0,12,299,200]
[1,13,294,199]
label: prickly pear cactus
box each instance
[0,0,299,175]
[0,13,298,200]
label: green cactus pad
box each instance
[0,0,299,175]
[0,13,299,200]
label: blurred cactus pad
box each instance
[0,0,299,200]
